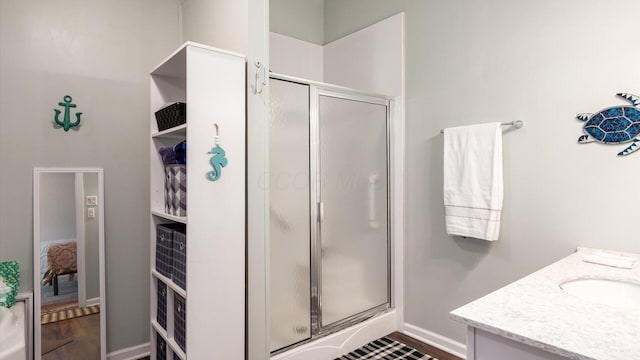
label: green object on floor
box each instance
[0,260,19,307]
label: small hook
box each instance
[214,123,220,147]
[254,61,266,94]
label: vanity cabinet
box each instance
[149,42,245,359]
[467,327,569,360]
[453,248,640,360]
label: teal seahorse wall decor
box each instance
[54,95,82,131]
[207,145,228,181]
[207,123,228,182]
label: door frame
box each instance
[247,1,270,359]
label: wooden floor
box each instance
[388,332,463,360]
[41,313,100,360]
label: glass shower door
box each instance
[269,77,391,352]
[316,92,389,329]
[269,79,311,351]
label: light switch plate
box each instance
[86,195,98,206]
[87,207,96,218]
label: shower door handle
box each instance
[317,202,324,223]
[368,174,380,229]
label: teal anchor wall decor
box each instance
[54,95,82,131]
[207,123,228,182]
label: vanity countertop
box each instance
[450,247,640,360]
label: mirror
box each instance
[33,168,106,359]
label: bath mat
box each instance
[41,337,73,355]
[41,305,100,325]
[41,299,79,315]
[335,336,438,360]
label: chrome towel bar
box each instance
[440,120,524,134]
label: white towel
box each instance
[583,251,638,269]
[443,123,503,241]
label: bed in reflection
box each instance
[40,240,77,297]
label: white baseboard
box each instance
[404,323,467,359]
[107,342,150,360]
[86,297,100,307]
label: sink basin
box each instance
[560,278,640,309]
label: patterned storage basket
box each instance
[155,102,186,131]
[172,229,186,291]
[157,279,167,330]
[157,332,167,360]
[174,293,187,353]
[155,224,185,278]
[155,225,174,278]
[165,164,186,217]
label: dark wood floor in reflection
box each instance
[41,313,100,360]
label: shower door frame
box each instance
[270,73,393,349]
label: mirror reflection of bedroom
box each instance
[36,170,103,359]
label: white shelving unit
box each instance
[149,42,246,360]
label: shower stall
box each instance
[269,74,392,354]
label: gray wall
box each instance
[181,0,249,54]
[40,173,76,242]
[0,0,181,352]
[324,0,640,343]
[270,0,325,45]
[324,1,402,44]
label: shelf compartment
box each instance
[168,337,186,360]
[152,210,187,224]
[173,293,187,354]
[157,279,168,330]
[172,230,187,290]
[156,224,178,279]
[152,269,187,298]
[155,327,168,360]
[152,124,187,139]
[153,321,187,360]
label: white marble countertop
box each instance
[450,247,640,360]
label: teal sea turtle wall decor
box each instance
[577,93,640,156]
